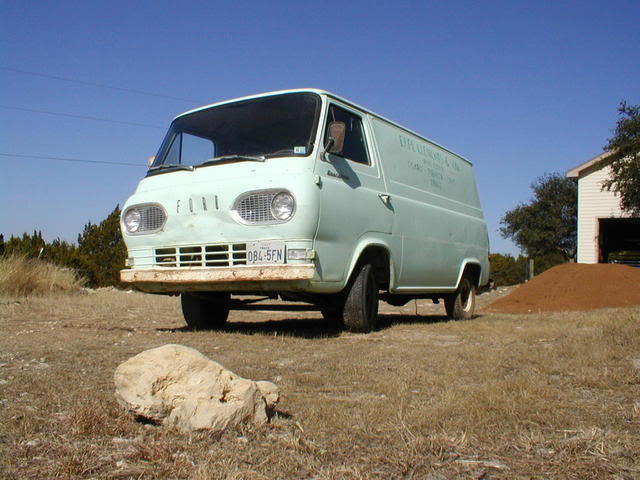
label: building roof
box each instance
[566,151,611,178]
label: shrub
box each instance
[77,206,126,287]
[489,253,527,286]
[489,253,568,286]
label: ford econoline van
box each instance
[120,89,490,332]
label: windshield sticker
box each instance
[294,146,306,154]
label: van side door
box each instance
[313,102,393,283]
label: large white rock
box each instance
[114,344,279,433]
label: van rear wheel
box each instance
[343,263,379,333]
[444,275,476,320]
[181,293,230,330]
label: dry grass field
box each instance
[1,287,639,479]
[0,256,85,297]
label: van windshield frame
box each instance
[148,92,321,175]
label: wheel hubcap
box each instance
[461,281,473,312]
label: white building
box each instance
[567,153,639,264]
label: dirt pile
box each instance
[485,263,640,313]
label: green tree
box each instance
[44,238,83,271]
[489,253,527,286]
[500,173,577,260]
[601,101,640,214]
[77,205,126,287]
[532,252,567,275]
[2,231,46,258]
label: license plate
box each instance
[246,241,285,265]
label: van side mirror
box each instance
[327,121,346,154]
[147,155,156,168]
[322,121,346,160]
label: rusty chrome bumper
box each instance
[120,264,315,293]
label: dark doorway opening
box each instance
[598,218,640,266]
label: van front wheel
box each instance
[181,293,230,330]
[343,263,379,333]
[444,275,476,320]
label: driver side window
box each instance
[324,105,370,165]
[164,132,215,166]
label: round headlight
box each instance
[270,192,295,221]
[124,208,141,233]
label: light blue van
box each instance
[120,89,490,332]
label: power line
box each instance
[0,105,165,129]
[0,66,200,103]
[0,152,145,167]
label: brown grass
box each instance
[0,288,638,479]
[0,256,85,296]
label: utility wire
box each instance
[0,66,199,103]
[0,153,145,167]
[0,105,165,129]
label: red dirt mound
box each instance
[485,263,640,313]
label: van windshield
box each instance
[149,92,321,173]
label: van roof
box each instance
[175,89,470,165]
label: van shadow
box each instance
[157,317,343,339]
[157,312,485,337]
[376,313,451,329]
[224,318,343,339]
[376,312,487,330]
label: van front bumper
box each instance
[119,264,316,294]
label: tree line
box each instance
[0,206,125,287]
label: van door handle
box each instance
[378,193,391,204]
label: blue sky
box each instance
[1,0,638,254]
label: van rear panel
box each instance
[369,117,488,290]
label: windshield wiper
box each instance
[199,154,266,167]
[148,163,195,172]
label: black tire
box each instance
[444,275,476,320]
[343,263,379,333]
[181,293,230,330]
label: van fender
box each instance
[343,235,396,291]
[454,259,484,290]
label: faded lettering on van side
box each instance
[398,134,460,189]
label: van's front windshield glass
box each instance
[150,92,321,172]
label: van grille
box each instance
[124,204,167,234]
[154,243,246,268]
[235,192,277,224]
[139,205,166,233]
